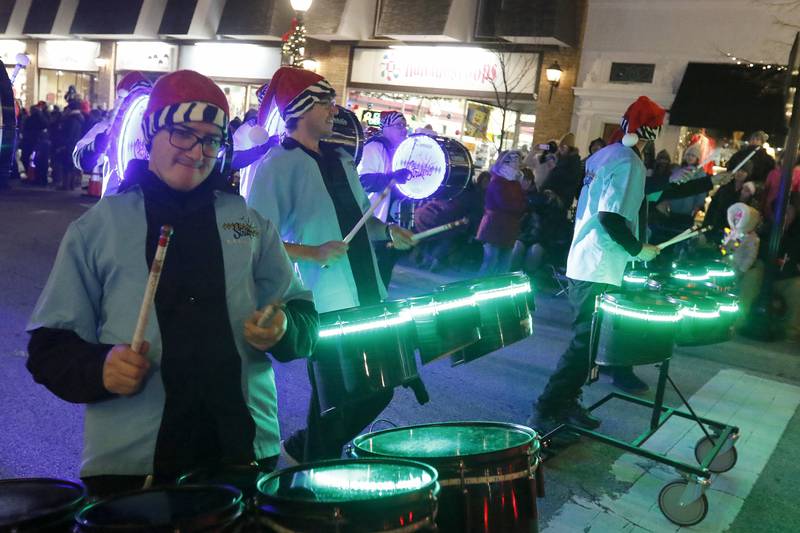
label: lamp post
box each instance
[283,0,313,68]
[545,61,563,103]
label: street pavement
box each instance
[1,182,798,532]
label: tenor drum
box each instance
[178,464,272,503]
[404,291,482,365]
[74,485,244,532]
[392,134,473,200]
[312,301,419,415]
[594,292,682,367]
[0,478,86,532]
[442,273,534,366]
[257,458,439,532]
[706,261,737,292]
[351,422,542,533]
[321,105,365,165]
[665,293,730,346]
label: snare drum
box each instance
[0,478,86,532]
[392,134,473,200]
[351,422,542,533]
[665,293,729,346]
[442,273,534,366]
[178,464,271,503]
[707,261,737,292]
[594,292,682,367]
[670,264,711,284]
[74,485,244,532]
[405,290,482,365]
[313,301,419,415]
[257,458,439,532]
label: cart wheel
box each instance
[658,480,709,527]
[694,435,737,473]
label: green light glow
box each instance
[680,307,720,319]
[308,469,432,493]
[719,303,739,313]
[672,272,711,282]
[319,281,531,338]
[708,268,736,278]
[599,301,682,323]
[623,275,649,284]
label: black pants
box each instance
[81,455,279,499]
[285,360,394,462]
[373,240,404,287]
[537,279,608,414]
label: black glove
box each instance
[93,131,110,153]
[390,168,412,184]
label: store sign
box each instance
[351,47,539,95]
[39,40,101,71]
[361,109,382,127]
[116,42,177,72]
[179,43,281,80]
[464,102,491,139]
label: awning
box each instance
[217,0,292,40]
[0,1,15,34]
[669,62,787,134]
[24,0,77,37]
[159,0,224,40]
[70,0,163,38]
[476,0,579,47]
[375,0,472,41]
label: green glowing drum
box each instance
[665,293,729,346]
[257,458,440,532]
[351,422,542,533]
[313,301,419,415]
[441,273,534,366]
[0,478,86,532]
[178,464,272,504]
[622,269,663,291]
[665,284,739,342]
[670,264,711,284]
[594,292,682,367]
[405,289,482,365]
[707,261,737,292]
[74,485,244,532]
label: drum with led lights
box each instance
[351,422,542,533]
[257,458,440,532]
[392,134,473,200]
[665,292,730,346]
[312,301,419,416]
[621,268,664,292]
[0,478,86,532]
[706,260,737,292]
[670,263,711,285]
[594,291,682,367]
[404,290,482,365]
[74,485,244,532]
[103,85,151,196]
[441,273,534,366]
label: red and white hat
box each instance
[115,71,151,98]
[257,66,335,125]
[616,96,666,147]
[141,70,229,144]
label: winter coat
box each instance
[477,176,527,248]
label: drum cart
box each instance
[542,293,740,527]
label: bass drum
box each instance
[321,105,365,165]
[103,86,151,196]
[392,134,473,200]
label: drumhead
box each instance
[671,264,711,282]
[392,134,472,200]
[257,459,437,503]
[353,422,538,460]
[600,291,682,321]
[319,301,410,338]
[665,293,720,313]
[75,485,242,530]
[0,478,85,527]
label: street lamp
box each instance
[290,0,312,11]
[283,0,313,68]
[545,61,563,103]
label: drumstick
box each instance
[386,217,468,248]
[728,146,760,175]
[343,179,396,244]
[656,226,711,250]
[257,303,281,327]
[131,226,173,354]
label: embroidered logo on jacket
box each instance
[222,221,259,241]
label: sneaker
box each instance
[611,368,649,395]
[526,409,580,447]
[280,440,301,467]
[563,401,601,430]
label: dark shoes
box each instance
[563,401,601,430]
[609,367,650,395]
[527,400,602,448]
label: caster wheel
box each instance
[658,480,709,527]
[694,435,737,473]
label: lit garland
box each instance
[720,50,787,71]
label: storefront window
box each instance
[38,69,96,108]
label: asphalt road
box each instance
[1,182,798,532]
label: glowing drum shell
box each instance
[313,301,419,415]
[0,478,86,532]
[594,292,681,367]
[404,291,482,365]
[74,485,244,532]
[392,134,473,200]
[707,261,737,292]
[442,273,534,366]
[351,421,542,533]
[256,458,440,532]
[666,293,729,346]
[670,264,711,284]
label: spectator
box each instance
[703,160,754,243]
[540,132,583,209]
[726,131,775,183]
[21,106,48,176]
[55,100,85,190]
[587,137,606,157]
[762,155,800,222]
[524,141,557,190]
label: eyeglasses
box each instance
[167,127,223,158]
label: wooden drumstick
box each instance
[656,226,711,250]
[343,179,396,244]
[131,225,173,354]
[386,217,468,248]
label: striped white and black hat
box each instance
[142,70,229,145]
[617,96,666,147]
[257,66,336,126]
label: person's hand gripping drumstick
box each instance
[244,303,288,351]
[103,225,173,396]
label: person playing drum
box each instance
[26,70,319,497]
[245,67,422,464]
[358,110,413,284]
[529,96,665,442]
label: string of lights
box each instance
[719,49,788,71]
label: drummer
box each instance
[358,111,413,284]
[244,67,421,463]
[529,96,665,441]
[26,70,319,497]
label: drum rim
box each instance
[351,420,540,461]
[0,477,86,527]
[256,458,440,507]
[74,484,243,529]
[395,133,466,200]
[665,293,721,313]
[601,292,682,315]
